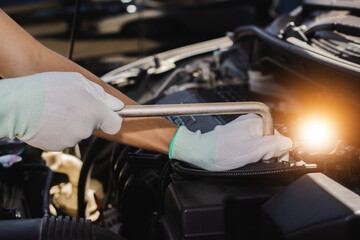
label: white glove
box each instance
[0,72,124,151]
[169,114,292,171]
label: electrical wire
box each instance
[68,0,82,60]
[151,68,188,99]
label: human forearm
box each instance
[0,9,178,154]
[36,47,178,154]
[34,55,178,153]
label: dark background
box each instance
[0,0,301,76]
[0,0,280,76]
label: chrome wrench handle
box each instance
[116,102,274,136]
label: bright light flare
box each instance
[297,118,336,151]
[126,5,137,13]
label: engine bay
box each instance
[2,2,360,240]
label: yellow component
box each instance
[42,152,103,220]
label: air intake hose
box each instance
[0,215,125,240]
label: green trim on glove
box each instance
[168,126,183,159]
[168,114,292,171]
[0,75,44,139]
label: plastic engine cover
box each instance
[261,173,360,240]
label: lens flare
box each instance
[298,118,335,151]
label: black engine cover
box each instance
[261,173,360,240]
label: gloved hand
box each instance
[169,114,292,171]
[0,72,124,151]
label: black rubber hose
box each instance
[0,215,126,240]
[232,25,360,78]
[303,16,360,38]
[22,164,53,216]
[78,138,116,218]
[171,161,314,177]
[77,137,97,218]
[42,166,53,216]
